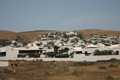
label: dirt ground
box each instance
[0,60,120,80]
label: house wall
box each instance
[112,49,120,54]
[6,49,19,59]
[82,48,97,53]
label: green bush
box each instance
[47,52,56,58]
[110,58,119,61]
[94,50,114,55]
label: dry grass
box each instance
[0,60,120,80]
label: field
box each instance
[0,60,120,80]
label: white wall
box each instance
[0,61,9,67]
[1,55,120,61]
[6,49,19,59]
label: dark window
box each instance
[116,51,119,54]
[11,64,14,66]
[104,44,111,46]
[76,51,82,54]
[36,44,40,46]
[0,52,6,56]
[19,50,40,53]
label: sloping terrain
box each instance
[0,29,120,42]
[0,30,61,42]
[74,29,120,40]
[18,30,61,42]
[0,30,17,40]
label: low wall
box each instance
[1,55,120,61]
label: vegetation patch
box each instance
[108,64,118,68]
[55,54,69,58]
[94,50,118,55]
[46,52,56,58]
[73,62,95,66]
[105,75,114,80]
[98,66,107,69]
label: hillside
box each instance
[18,30,61,42]
[74,29,120,40]
[0,30,61,42]
[0,30,18,40]
[0,29,120,42]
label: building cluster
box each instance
[87,34,120,44]
[0,31,120,60]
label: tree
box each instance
[23,42,28,46]
[54,46,60,54]
[77,34,83,39]
[14,42,17,46]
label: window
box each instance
[76,51,82,54]
[0,52,6,57]
[116,51,119,54]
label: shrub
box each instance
[110,58,118,61]
[2,68,13,74]
[98,66,107,69]
[44,71,50,76]
[72,69,79,76]
[55,54,69,58]
[47,52,56,58]
[109,64,118,68]
[77,34,83,39]
[105,75,114,80]
[27,53,40,58]
[94,50,114,55]
[39,59,43,61]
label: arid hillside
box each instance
[0,29,120,42]
[0,30,17,40]
[18,30,61,42]
[74,29,120,40]
[0,30,61,42]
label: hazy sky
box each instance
[0,0,120,32]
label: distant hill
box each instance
[0,30,17,40]
[0,29,120,42]
[74,29,120,40]
[18,30,61,42]
[0,30,61,42]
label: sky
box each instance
[0,0,120,32]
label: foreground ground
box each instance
[0,59,120,80]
